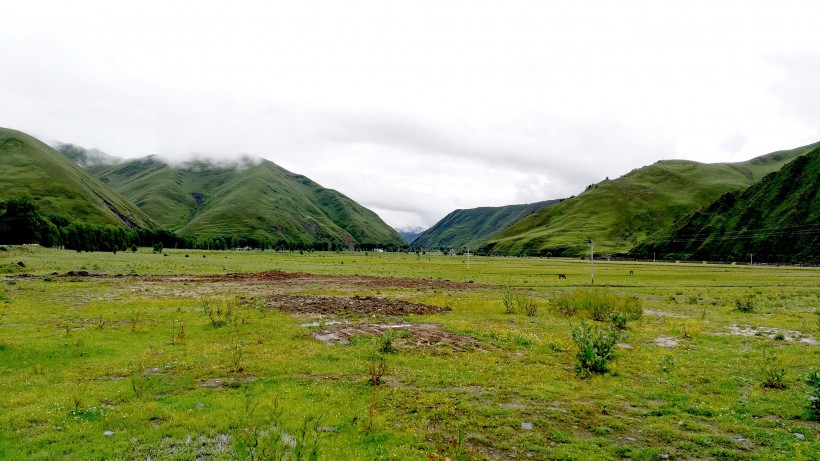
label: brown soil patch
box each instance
[265,294,450,316]
[313,322,481,351]
[159,270,481,290]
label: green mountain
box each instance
[0,127,158,230]
[413,200,560,251]
[480,142,818,257]
[81,155,405,249]
[632,147,820,263]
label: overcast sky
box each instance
[2,1,819,229]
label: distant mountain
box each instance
[480,142,818,257]
[76,154,405,249]
[0,127,158,230]
[632,147,819,263]
[395,226,426,244]
[54,143,123,171]
[413,200,561,251]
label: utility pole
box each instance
[586,239,595,285]
[466,246,471,271]
[750,254,753,266]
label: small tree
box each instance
[152,242,163,254]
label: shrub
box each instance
[203,299,234,328]
[735,297,755,313]
[551,291,580,317]
[379,328,397,354]
[760,348,786,389]
[516,290,538,316]
[807,370,820,420]
[368,358,387,385]
[571,321,619,377]
[501,286,516,314]
[552,289,642,327]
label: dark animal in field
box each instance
[17,261,25,268]
[629,270,634,275]
[558,274,567,279]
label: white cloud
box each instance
[1,1,819,228]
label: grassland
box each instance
[0,246,818,460]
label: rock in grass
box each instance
[104,430,114,436]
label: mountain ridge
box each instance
[479,142,818,257]
[631,147,820,263]
[413,199,561,251]
[66,151,405,249]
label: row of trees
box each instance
[0,196,406,253]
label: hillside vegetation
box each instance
[413,200,560,251]
[0,127,157,230]
[480,143,818,257]
[84,156,405,249]
[633,147,820,263]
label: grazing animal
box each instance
[629,270,634,275]
[558,273,567,279]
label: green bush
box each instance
[552,289,642,327]
[806,370,820,420]
[735,297,755,313]
[571,321,619,377]
[760,348,786,389]
[502,285,516,314]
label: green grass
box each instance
[0,246,818,460]
[481,142,817,257]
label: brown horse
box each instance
[558,274,567,279]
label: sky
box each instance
[2,1,819,229]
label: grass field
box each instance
[0,246,818,460]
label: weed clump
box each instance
[368,358,387,385]
[735,296,755,313]
[571,321,619,377]
[552,289,642,328]
[806,370,820,420]
[501,286,538,316]
[378,328,397,354]
[232,392,322,461]
[760,348,787,389]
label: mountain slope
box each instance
[632,147,820,263]
[413,200,561,251]
[0,127,158,229]
[85,155,405,249]
[480,142,818,257]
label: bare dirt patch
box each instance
[654,336,680,348]
[722,324,818,345]
[263,293,480,351]
[313,322,482,351]
[265,294,450,316]
[169,270,482,291]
